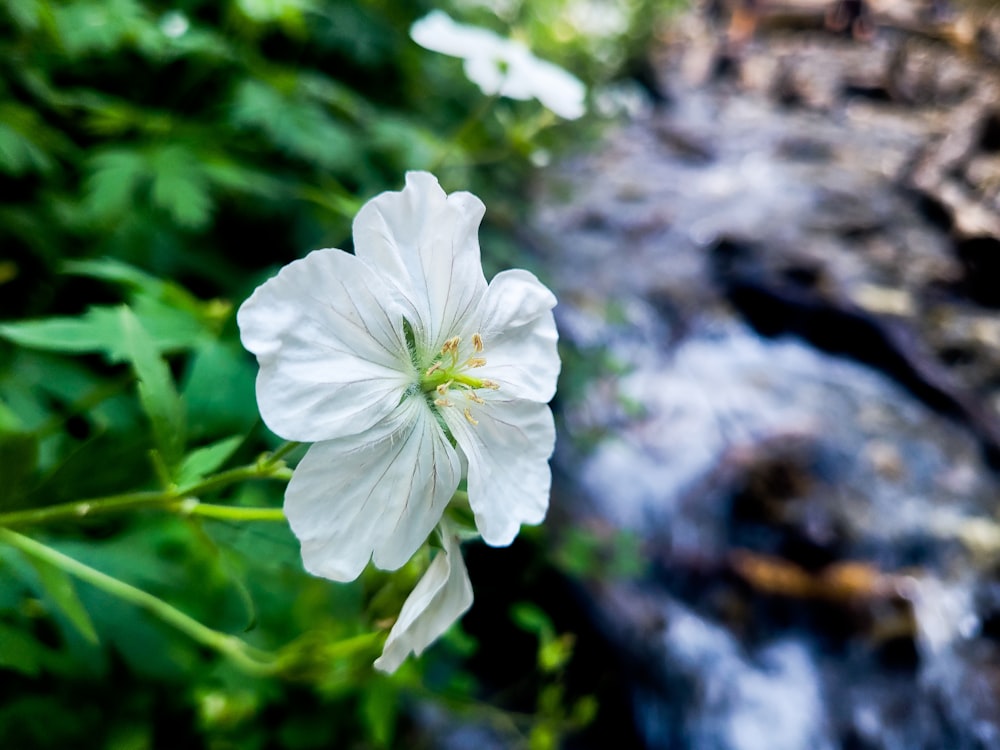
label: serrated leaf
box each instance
[0,122,52,175]
[148,145,213,229]
[23,554,99,645]
[175,435,243,488]
[231,80,355,170]
[0,300,208,361]
[0,307,128,359]
[200,157,284,198]
[50,0,150,56]
[84,148,147,220]
[118,306,185,468]
[63,257,227,335]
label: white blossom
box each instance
[410,10,586,120]
[237,171,559,667]
[374,520,473,673]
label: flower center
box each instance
[419,333,498,425]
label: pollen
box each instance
[464,408,478,425]
[421,333,501,406]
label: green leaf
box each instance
[148,145,213,229]
[181,340,258,441]
[22,554,99,645]
[3,0,42,30]
[65,257,228,338]
[175,435,243,488]
[0,307,127,359]
[118,306,185,469]
[511,602,555,641]
[231,80,355,170]
[50,0,151,57]
[0,122,52,175]
[0,622,49,676]
[360,678,398,747]
[83,148,147,220]
[0,429,38,509]
[0,301,208,362]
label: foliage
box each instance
[0,0,674,747]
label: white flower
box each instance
[237,171,559,587]
[373,519,473,673]
[410,10,586,120]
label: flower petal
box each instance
[373,521,473,674]
[463,55,514,98]
[470,269,560,403]
[410,10,503,60]
[512,52,586,120]
[284,397,461,582]
[443,397,555,547]
[352,171,488,359]
[238,248,414,442]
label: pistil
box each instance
[418,333,499,421]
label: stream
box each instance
[515,2,1000,748]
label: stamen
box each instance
[472,333,484,353]
[465,357,487,368]
[482,379,500,390]
[425,362,442,377]
[436,380,453,396]
[435,398,453,407]
[464,408,478,425]
[466,392,485,404]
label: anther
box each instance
[425,362,442,376]
[435,398,453,407]
[466,393,485,404]
[442,337,460,355]
[466,357,486,368]
[436,380,453,396]
[482,379,500,390]
[464,408,478,425]
[472,333,484,353]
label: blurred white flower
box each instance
[410,10,586,120]
[565,0,630,39]
[374,520,473,673]
[238,171,559,587]
[159,10,190,38]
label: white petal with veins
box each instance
[238,248,413,442]
[284,398,461,582]
[443,396,556,546]
[352,171,487,358]
[374,521,473,674]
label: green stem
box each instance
[0,528,278,674]
[175,501,286,522]
[0,442,299,529]
[430,93,501,171]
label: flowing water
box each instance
[524,5,1000,747]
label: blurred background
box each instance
[5,0,1000,747]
